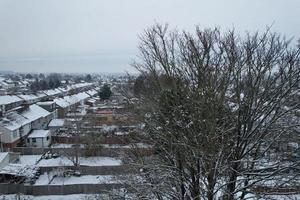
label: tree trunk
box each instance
[224,162,239,200]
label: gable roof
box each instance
[0,96,23,105]
[0,104,51,131]
[20,104,51,122]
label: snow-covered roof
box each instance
[43,88,62,96]
[20,104,50,122]
[35,92,46,98]
[0,152,9,163]
[73,82,93,89]
[86,98,96,103]
[75,92,90,100]
[0,104,50,131]
[0,164,39,178]
[17,94,39,102]
[0,95,23,105]
[27,130,50,138]
[37,101,55,106]
[0,112,30,130]
[57,87,69,93]
[86,89,98,97]
[54,98,70,108]
[48,119,65,127]
[54,92,90,108]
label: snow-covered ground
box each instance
[34,174,115,185]
[19,155,42,165]
[51,143,84,148]
[37,156,122,167]
[50,175,115,185]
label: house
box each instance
[54,92,90,118]
[20,104,53,130]
[17,94,39,104]
[0,104,52,148]
[0,95,24,115]
[37,101,58,119]
[54,98,71,118]
[85,89,98,98]
[0,112,32,148]
[26,130,51,147]
[43,88,63,100]
[18,93,46,104]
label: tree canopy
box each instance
[126,24,300,200]
[99,84,112,100]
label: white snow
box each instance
[19,155,42,165]
[80,157,122,166]
[37,156,122,167]
[0,112,29,130]
[0,152,9,163]
[34,171,55,185]
[37,157,73,167]
[0,164,39,178]
[50,175,114,185]
[0,95,23,105]
[20,104,51,121]
[18,94,39,102]
[48,119,65,127]
[28,130,50,138]
[51,143,84,148]
[37,101,55,106]
[34,173,115,186]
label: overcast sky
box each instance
[0,0,299,73]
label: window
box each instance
[46,136,49,141]
[27,139,30,143]
[32,138,36,143]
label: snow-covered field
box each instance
[37,156,122,167]
[51,143,84,148]
[34,174,115,185]
[50,175,115,185]
[19,155,42,165]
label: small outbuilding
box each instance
[26,130,51,147]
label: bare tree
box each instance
[126,24,300,200]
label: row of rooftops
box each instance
[53,89,97,108]
[0,88,99,131]
[0,82,95,106]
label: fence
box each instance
[52,136,130,145]
[0,183,122,195]
[11,147,154,157]
[39,165,134,175]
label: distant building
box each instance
[0,96,24,115]
[0,104,53,148]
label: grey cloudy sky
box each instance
[0,0,299,73]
